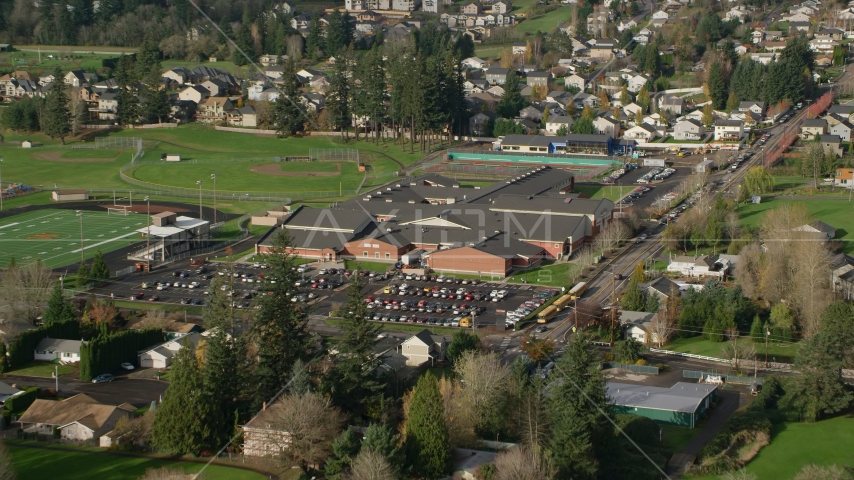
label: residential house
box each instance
[820,134,844,157]
[485,67,510,85]
[828,105,854,123]
[519,105,544,122]
[749,53,777,64]
[400,329,447,366]
[593,115,621,138]
[95,92,118,120]
[486,85,505,97]
[512,41,527,55]
[138,332,201,369]
[34,338,85,363]
[673,118,705,140]
[643,113,668,127]
[830,120,854,142]
[831,253,854,300]
[17,394,134,442]
[63,70,97,87]
[622,102,644,117]
[646,276,682,301]
[526,71,551,88]
[794,220,837,240]
[462,0,483,14]
[739,101,766,117]
[725,6,748,22]
[162,67,192,85]
[623,123,658,141]
[627,74,650,93]
[801,118,827,138]
[565,73,588,91]
[462,57,488,70]
[620,311,658,344]
[546,115,574,134]
[817,28,844,40]
[0,382,23,403]
[177,85,209,104]
[789,21,811,33]
[469,111,497,136]
[667,254,730,278]
[835,167,854,187]
[309,74,331,94]
[201,78,228,96]
[195,97,234,123]
[651,10,669,19]
[714,119,744,141]
[781,11,811,22]
[492,0,512,13]
[658,95,685,115]
[259,54,283,66]
[617,19,637,32]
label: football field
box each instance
[0,209,147,269]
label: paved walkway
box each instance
[665,389,742,478]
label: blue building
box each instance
[498,134,632,156]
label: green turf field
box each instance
[515,6,574,34]
[61,149,120,159]
[7,443,266,480]
[737,197,854,253]
[0,209,147,269]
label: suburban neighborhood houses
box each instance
[0,0,854,477]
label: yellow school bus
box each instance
[553,294,573,311]
[537,305,558,324]
[569,282,588,300]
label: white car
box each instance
[121,362,135,371]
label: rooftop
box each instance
[607,382,717,413]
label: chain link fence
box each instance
[309,148,360,162]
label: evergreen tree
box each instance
[42,66,71,144]
[327,50,352,136]
[251,229,313,408]
[325,429,362,479]
[76,261,90,286]
[89,250,110,280]
[556,124,569,136]
[571,116,595,134]
[701,103,715,128]
[151,340,223,455]
[581,105,594,120]
[634,109,643,125]
[322,274,386,416]
[644,292,660,313]
[497,70,527,118]
[232,7,254,65]
[749,315,765,343]
[620,281,646,312]
[446,330,480,364]
[305,15,325,60]
[288,359,312,395]
[141,72,171,124]
[405,373,450,479]
[273,60,306,137]
[115,57,140,125]
[217,16,234,45]
[325,9,353,58]
[43,282,77,327]
[202,325,240,446]
[136,38,162,80]
[362,423,401,466]
[548,336,613,479]
[707,61,728,110]
[784,333,854,421]
[780,34,816,73]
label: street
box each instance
[2,374,167,407]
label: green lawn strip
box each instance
[324,318,460,335]
[507,261,577,288]
[207,246,257,262]
[663,336,799,363]
[690,416,854,480]
[515,6,574,34]
[2,147,127,190]
[8,361,75,377]
[60,149,121,159]
[573,184,631,201]
[458,181,495,188]
[0,208,148,269]
[659,424,701,455]
[111,301,203,316]
[662,137,703,144]
[6,442,266,480]
[342,259,396,272]
[473,45,507,59]
[736,197,854,253]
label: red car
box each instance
[130,292,144,300]
[364,295,376,303]
[148,295,160,302]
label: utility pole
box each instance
[0,155,4,211]
[196,180,203,220]
[610,265,618,344]
[144,196,151,273]
[765,324,770,367]
[211,174,217,226]
[76,210,84,264]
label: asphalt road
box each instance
[2,374,167,407]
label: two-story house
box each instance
[95,92,118,120]
[714,119,744,141]
[485,67,510,85]
[673,118,705,140]
[400,329,447,366]
[801,118,828,139]
[526,71,551,88]
[829,120,854,142]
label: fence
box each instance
[602,362,659,374]
[683,370,764,385]
[649,348,731,364]
[215,126,277,135]
[96,136,142,150]
[309,148,360,163]
[136,123,178,129]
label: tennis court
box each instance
[0,209,147,269]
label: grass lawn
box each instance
[458,181,496,188]
[507,261,578,288]
[662,137,703,144]
[7,443,266,480]
[0,209,149,269]
[691,416,854,480]
[343,259,395,272]
[515,6,574,34]
[664,336,800,364]
[736,197,854,253]
[473,45,507,60]
[325,318,460,335]
[111,301,203,316]
[660,424,701,454]
[61,149,120,159]
[9,361,75,377]
[574,183,632,201]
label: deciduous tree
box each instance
[266,393,345,469]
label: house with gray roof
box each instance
[34,338,87,363]
[400,329,447,366]
[607,382,718,427]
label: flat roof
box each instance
[607,382,717,413]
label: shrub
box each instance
[4,387,41,413]
[635,358,648,366]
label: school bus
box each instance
[537,305,558,324]
[569,282,588,300]
[553,294,573,311]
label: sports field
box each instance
[0,209,147,269]
[737,197,854,253]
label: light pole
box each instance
[76,210,84,264]
[196,180,203,220]
[144,196,151,272]
[0,155,4,211]
[211,174,217,227]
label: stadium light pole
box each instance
[210,174,217,227]
[144,196,151,273]
[0,155,4,211]
[76,210,84,265]
[196,180,203,220]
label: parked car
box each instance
[121,363,135,371]
[92,373,114,384]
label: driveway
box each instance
[2,374,167,407]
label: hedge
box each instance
[4,387,41,413]
[7,321,80,370]
[79,328,164,382]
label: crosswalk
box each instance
[499,336,512,351]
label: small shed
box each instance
[0,44,12,52]
[161,154,181,162]
[696,159,714,173]
[21,140,32,148]
[151,211,178,226]
[52,190,88,202]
